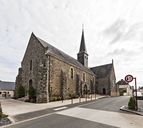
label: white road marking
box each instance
[54,106,68,111]
[2,113,54,128]
[56,107,143,128]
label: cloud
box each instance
[103,19,143,45]
[107,48,139,56]
[106,48,140,64]
[103,19,127,44]
[123,22,143,42]
[0,0,143,86]
[107,48,127,56]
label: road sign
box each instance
[125,75,134,83]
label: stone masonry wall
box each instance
[20,34,48,103]
[96,77,110,95]
[109,68,118,96]
[16,33,96,103]
[48,54,95,100]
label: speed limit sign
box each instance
[125,75,134,83]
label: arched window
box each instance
[29,79,32,86]
[30,60,32,70]
[83,73,86,82]
[83,84,87,94]
[70,68,74,79]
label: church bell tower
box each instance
[77,28,88,67]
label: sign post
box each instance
[134,77,138,111]
[125,75,138,111]
[125,75,133,83]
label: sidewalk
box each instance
[120,100,143,116]
[0,94,107,116]
[120,106,143,116]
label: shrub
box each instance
[69,93,77,99]
[128,97,136,110]
[17,85,25,98]
[50,96,62,102]
[29,85,36,103]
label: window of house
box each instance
[30,60,32,70]
[70,68,74,79]
[83,73,86,82]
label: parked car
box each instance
[134,92,143,100]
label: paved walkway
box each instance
[0,95,106,116]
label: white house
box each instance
[0,81,15,98]
[116,79,133,96]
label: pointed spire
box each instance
[79,25,87,53]
[112,59,114,64]
[77,25,88,67]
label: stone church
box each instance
[15,30,96,103]
[15,29,118,103]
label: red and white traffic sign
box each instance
[125,75,134,83]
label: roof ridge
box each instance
[0,81,15,83]
[34,34,94,75]
[91,63,113,69]
[37,37,80,63]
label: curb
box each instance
[120,106,143,116]
[4,95,109,125]
[8,116,16,123]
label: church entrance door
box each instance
[103,88,106,95]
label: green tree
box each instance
[17,85,25,98]
[128,97,136,110]
[29,85,36,102]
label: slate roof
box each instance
[79,30,87,53]
[90,63,113,78]
[33,34,94,75]
[116,79,129,85]
[0,81,15,90]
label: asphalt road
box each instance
[7,114,118,128]
[5,96,143,128]
[80,96,130,112]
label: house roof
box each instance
[0,81,15,90]
[32,33,94,75]
[90,63,113,78]
[116,79,129,85]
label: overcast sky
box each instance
[0,0,143,87]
